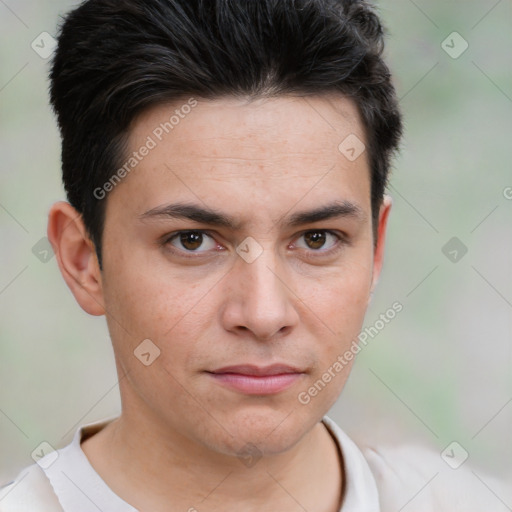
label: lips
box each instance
[210,364,302,376]
[206,364,305,395]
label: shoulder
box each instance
[0,463,63,512]
[0,417,116,512]
[359,441,512,511]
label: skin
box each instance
[47,94,391,512]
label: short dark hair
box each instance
[50,0,403,268]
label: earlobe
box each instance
[369,194,392,296]
[47,201,105,316]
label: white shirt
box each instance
[1,416,511,511]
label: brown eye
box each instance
[303,231,328,250]
[167,231,216,252]
[296,230,341,251]
[180,232,203,250]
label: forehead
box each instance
[131,94,365,159]
[111,94,371,220]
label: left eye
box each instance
[167,231,217,252]
[294,230,340,251]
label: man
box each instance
[1,0,510,510]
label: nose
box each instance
[220,244,299,341]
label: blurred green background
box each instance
[1,0,511,484]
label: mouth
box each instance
[206,364,306,395]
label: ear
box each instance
[47,201,105,316]
[369,194,392,298]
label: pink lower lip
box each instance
[208,372,303,395]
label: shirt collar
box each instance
[323,415,381,511]
[43,415,380,512]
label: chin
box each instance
[201,402,323,458]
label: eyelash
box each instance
[160,229,348,259]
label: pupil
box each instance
[305,231,325,249]
[181,232,202,250]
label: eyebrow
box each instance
[139,200,366,229]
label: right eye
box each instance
[163,230,219,254]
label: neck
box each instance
[81,408,343,512]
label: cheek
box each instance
[104,270,218,386]
[103,254,207,336]
[300,261,372,397]
[304,262,372,334]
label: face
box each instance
[82,95,389,457]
